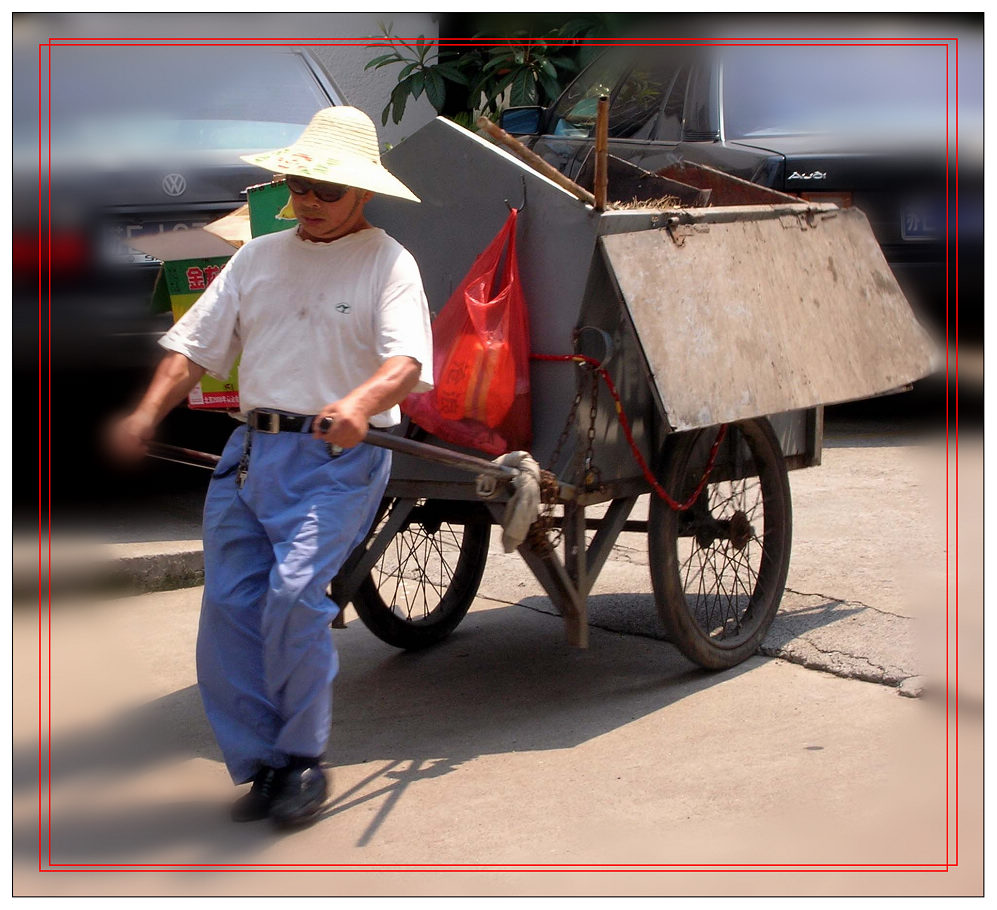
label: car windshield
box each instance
[720,44,948,142]
[45,46,331,154]
[548,47,695,141]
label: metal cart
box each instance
[164,117,937,672]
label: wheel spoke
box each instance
[350,500,491,650]
[390,534,414,616]
[369,520,467,622]
[680,482,764,641]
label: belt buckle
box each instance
[254,410,280,434]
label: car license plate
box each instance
[102,219,210,264]
[900,202,943,242]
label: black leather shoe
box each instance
[230,766,284,822]
[270,763,328,829]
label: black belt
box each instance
[247,409,379,435]
[247,409,315,434]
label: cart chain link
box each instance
[546,365,586,478]
[581,363,603,494]
[530,351,727,518]
[527,360,605,556]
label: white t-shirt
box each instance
[160,226,434,427]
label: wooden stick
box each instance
[594,96,609,211]
[147,441,219,470]
[476,116,596,207]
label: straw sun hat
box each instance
[241,106,420,203]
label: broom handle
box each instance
[476,117,596,207]
[594,96,610,211]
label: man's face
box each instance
[285,177,372,242]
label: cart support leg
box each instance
[575,496,640,599]
[512,496,640,649]
[564,501,588,626]
[517,545,589,648]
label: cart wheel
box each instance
[649,418,792,670]
[352,499,492,650]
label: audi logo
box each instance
[162,173,188,197]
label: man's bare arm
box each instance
[313,355,422,449]
[108,352,206,461]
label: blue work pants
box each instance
[197,423,390,784]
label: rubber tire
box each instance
[649,418,792,670]
[352,500,491,650]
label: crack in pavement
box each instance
[783,587,912,620]
[761,635,909,687]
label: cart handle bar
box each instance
[147,430,520,484]
[365,429,518,482]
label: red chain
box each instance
[531,353,727,511]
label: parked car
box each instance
[16,44,344,371]
[500,41,980,343]
[13,44,346,497]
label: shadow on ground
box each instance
[17,600,766,864]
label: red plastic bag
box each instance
[403,209,531,455]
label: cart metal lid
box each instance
[599,204,940,431]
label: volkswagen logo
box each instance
[162,173,188,197]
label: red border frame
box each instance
[35,33,961,876]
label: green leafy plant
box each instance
[365,16,619,126]
[365,26,472,125]
[469,32,578,115]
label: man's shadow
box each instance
[20,591,853,862]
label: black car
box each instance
[501,41,981,343]
[14,44,345,497]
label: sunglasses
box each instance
[283,176,351,203]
